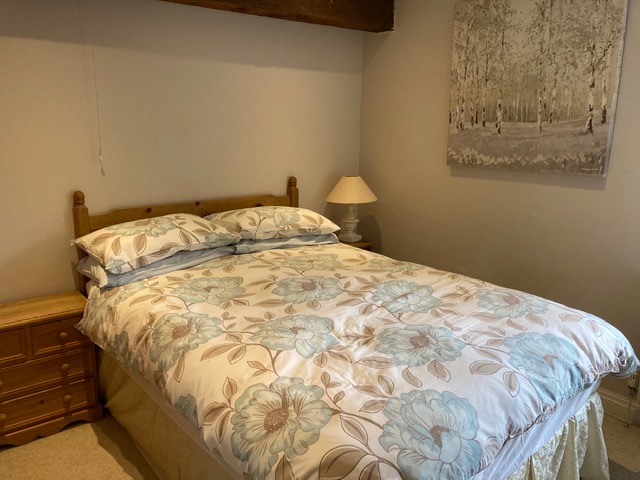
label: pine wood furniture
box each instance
[0,291,103,446]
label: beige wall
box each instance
[0,0,362,302]
[360,0,640,395]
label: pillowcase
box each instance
[205,206,339,241]
[78,245,236,289]
[75,213,241,274]
[233,233,339,254]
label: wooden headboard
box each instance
[72,176,299,294]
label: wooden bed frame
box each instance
[68,175,614,480]
[72,176,299,294]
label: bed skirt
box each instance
[98,351,609,480]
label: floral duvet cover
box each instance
[77,244,638,480]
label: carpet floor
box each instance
[0,413,157,479]
[0,411,638,479]
[609,459,640,480]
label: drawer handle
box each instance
[60,364,70,374]
[58,332,69,343]
[0,413,6,424]
[63,394,73,406]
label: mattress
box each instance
[99,350,608,480]
[77,241,638,479]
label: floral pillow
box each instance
[75,213,241,274]
[205,206,339,241]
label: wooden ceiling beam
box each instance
[159,0,394,33]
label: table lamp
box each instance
[326,175,377,242]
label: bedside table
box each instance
[0,291,103,446]
[341,239,373,251]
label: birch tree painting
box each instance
[447,0,628,176]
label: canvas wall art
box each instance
[447,0,628,176]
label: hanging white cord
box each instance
[78,0,106,176]
[90,38,106,177]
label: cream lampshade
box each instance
[326,175,377,242]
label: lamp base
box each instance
[339,204,361,243]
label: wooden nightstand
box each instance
[0,291,102,446]
[342,239,373,251]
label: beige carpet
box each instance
[0,413,157,480]
[604,413,640,476]
[0,411,638,479]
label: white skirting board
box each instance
[598,387,640,426]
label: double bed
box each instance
[71,177,638,480]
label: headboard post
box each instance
[72,191,90,239]
[287,176,299,207]
[72,191,90,295]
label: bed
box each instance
[71,176,638,480]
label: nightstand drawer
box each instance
[31,317,89,358]
[0,328,29,367]
[0,348,94,398]
[0,378,96,434]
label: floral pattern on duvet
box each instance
[78,244,639,480]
